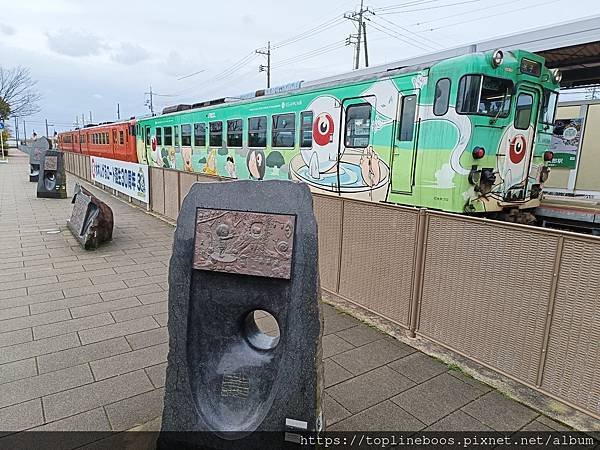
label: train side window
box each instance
[300,111,313,148]
[515,93,533,130]
[181,124,192,146]
[398,95,417,141]
[227,119,243,147]
[434,79,451,116]
[248,116,267,148]
[145,127,150,146]
[209,121,223,147]
[164,127,173,146]
[156,127,162,145]
[272,113,295,148]
[174,126,180,147]
[119,130,124,145]
[345,103,371,148]
[194,123,206,146]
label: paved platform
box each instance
[0,151,571,438]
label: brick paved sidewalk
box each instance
[0,151,570,441]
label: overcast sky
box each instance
[2,0,599,134]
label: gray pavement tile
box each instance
[57,268,116,282]
[387,352,448,383]
[43,369,154,422]
[448,370,493,394]
[0,309,71,333]
[322,304,338,318]
[334,324,385,347]
[124,276,163,288]
[126,327,168,350]
[104,388,165,430]
[536,415,571,431]
[322,333,354,359]
[331,338,415,375]
[0,364,93,409]
[0,305,29,321]
[37,337,132,374]
[324,393,351,427]
[136,291,167,305]
[0,288,27,300]
[323,313,359,335]
[145,363,166,388]
[111,301,168,323]
[0,275,58,292]
[70,297,141,319]
[0,328,32,348]
[324,359,353,388]
[0,290,64,310]
[519,419,555,432]
[114,261,167,275]
[90,343,168,381]
[90,271,148,286]
[63,281,128,299]
[78,316,160,345]
[0,333,81,365]
[100,284,164,302]
[33,312,115,340]
[154,313,168,327]
[461,391,539,431]
[28,278,92,295]
[391,373,483,425]
[0,358,37,385]
[33,407,111,431]
[30,293,102,315]
[0,399,44,434]
[425,410,494,431]
[329,400,425,432]
[327,365,415,413]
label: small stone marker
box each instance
[159,180,323,450]
[24,137,52,182]
[37,150,67,198]
[67,184,114,250]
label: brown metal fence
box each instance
[64,154,600,420]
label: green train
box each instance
[135,48,561,217]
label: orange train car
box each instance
[58,119,138,163]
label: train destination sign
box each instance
[90,156,149,203]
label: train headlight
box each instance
[472,146,485,159]
[492,49,504,68]
[551,69,562,84]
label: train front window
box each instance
[457,75,512,118]
[515,93,533,130]
[541,90,558,125]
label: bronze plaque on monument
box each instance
[69,193,91,236]
[193,208,295,279]
[44,156,58,171]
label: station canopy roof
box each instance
[316,15,600,90]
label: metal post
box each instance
[45,119,49,138]
[117,103,120,120]
[23,120,26,145]
[354,2,363,70]
[267,41,271,89]
[89,111,92,123]
[363,22,369,67]
[14,116,19,148]
[0,120,6,163]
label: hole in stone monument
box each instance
[243,310,280,351]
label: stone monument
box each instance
[159,180,323,450]
[67,184,114,250]
[23,137,52,182]
[37,149,67,198]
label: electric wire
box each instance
[376,0,481,15]
[413,0,520,26]
[371,14,443,49]
[366,20,434,51]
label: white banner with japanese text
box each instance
[90,156,149,204]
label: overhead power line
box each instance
[376,0,481,15]
[272,16,346,49]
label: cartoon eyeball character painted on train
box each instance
[150,135,162,167]
[497,124,534,191]
[300,96,341,179]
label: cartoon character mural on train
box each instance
[60,49,560,219]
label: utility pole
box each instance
[144,85,155,116]
[75,116,80,128]
[117,103,120,120]
[82,114,85,127]
[45,119,49,138]
[345,0,372,70]
[23,120,26,143]
[89,111,92,123]
[256,42,271,88]
[14,117,19,148]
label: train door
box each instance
[144,125,150,164]
[390,90,419,194]
[338,96,376,195]
[498,85,540,197]
[174,125,181,170]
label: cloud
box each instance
[46,29,104,57]
[161,50,197,77]
[111,42,150,65]
[92,93,102,99]
[0,23,15,36]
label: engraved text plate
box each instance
[69,194,91,236]
[193,208,295,279]
[44,156,58,171]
